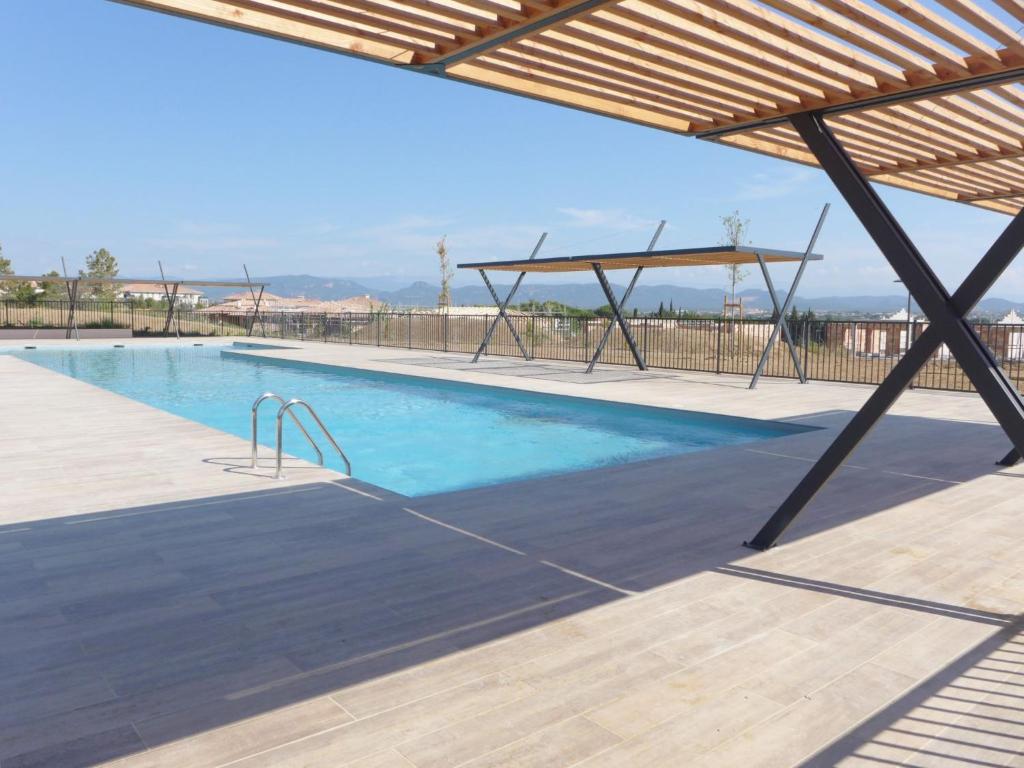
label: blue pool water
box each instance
[9,344,814,496]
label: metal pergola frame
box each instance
[587,220,665,373]
[460,221,825,384]
[744,110,1024,551]
[0,272,269,338]
[470,232,547,363]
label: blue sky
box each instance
[1,0,1020,297]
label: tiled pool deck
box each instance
[2,339,1022,767]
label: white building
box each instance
[120,282,206,307]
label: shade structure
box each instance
[458,245,823,272]
[101,1,1024,548]
[459,209,827,383]
[117,0,1024,214]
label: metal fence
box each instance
[5,300,1024,394]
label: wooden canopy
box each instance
[116,0,1024,214]
[458,245,823,271]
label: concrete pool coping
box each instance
[2,337,1022,768]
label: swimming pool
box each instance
[10,344,815,496]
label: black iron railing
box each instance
[4,300,1023,394]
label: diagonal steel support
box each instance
[997,447,1020,466]
[61,257,80,341]
[158,261,181,339]
[592,263,646,370]
[243,264,267,338]
[745,111,1024,550]
[586,219,665,373]
[749,204,829,389]
[472,232,547,363]
[162,284,180,337]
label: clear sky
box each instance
[1,0,1020,297]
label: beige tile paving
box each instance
[1,339,1022,768]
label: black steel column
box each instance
[745,111,1024,550]
[592,263,646,370]
[472,232,547,363]
[474,269,531,361]
[586,219,665,373]
[749,204,829,389]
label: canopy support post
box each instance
[997,447,1020,466]
[472,232,547,363]
[745,111,1024,551]
[749,204,828,389]
[61,258,80,341]
[163,284,180,337]
[243,264,267,338]
[586,219,665,373]
[592,263,646,370]
[158,261,181,339]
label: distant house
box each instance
[121,282,206,307]
[204,293,384,315]
[973,310,1024,363]
[831,317,915,358]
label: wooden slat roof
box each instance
[458,244,823,270]
[116,0,1024,213]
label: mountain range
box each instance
[203,274,1024,317]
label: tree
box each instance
[720,211,750,312]
[657,301,665,318]
[81,248,119,300]
[436,236,452,310]
[0,242,11,297]
[39,270,64,301]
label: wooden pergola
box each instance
[105,0,1024,548]
[116,0,1024,213]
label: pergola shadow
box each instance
[0,411,1015,765]
[799,619,1024,767]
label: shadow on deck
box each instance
[0,411,1019,766]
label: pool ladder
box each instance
[251,392,352,480]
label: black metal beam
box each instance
[998,447,1020,466]
[745,111,1024,550]
[749,204,828,389]
[696,67,1024,141]
[472,232,547,363]
[592,263,646,370]
[162,283,180,337]
[427,0,620,67]
[586,219,664,374]
[475,269,531,361]
[792,112,1024,449]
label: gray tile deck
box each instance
[1,340,1022,767]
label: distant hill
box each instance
[199,274,1023,317]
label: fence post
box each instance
[909,319,917,389]
[803,320,810,380]
[715,320,723,374]
[408,313,412,349]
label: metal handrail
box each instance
[275,399,351,479]
[251,392,323,469]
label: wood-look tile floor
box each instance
[2,342,1022,767]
